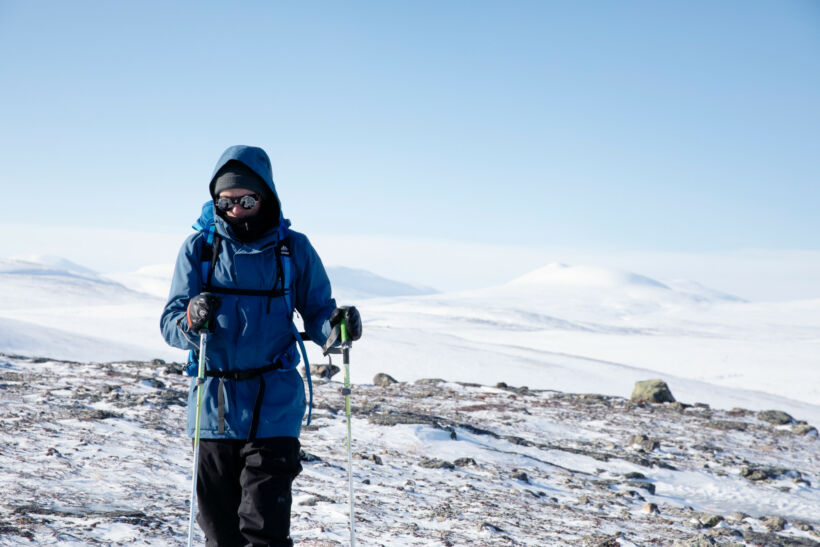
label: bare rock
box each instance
[373,373,398,387]
[75,409,122,421]
[631,379,676,404]
[739,465,792,482]
[642,503,660,514]
[791,423,818,436]
[302,363,339,379]
[354,453,383,465]
[672,535,717,546]
[415,378,445,385]
[627,480,655,495]
[299,450,322,463]
[477,522,505,533]
[710,420,747,431]
[511,470,530,483]
[757,409,794,425]
[762,516,787,531]
[139,377,165,389]
[628,434,660,452]
[726,512,749,523]
[699,514,724,528]
[418,458,455,470]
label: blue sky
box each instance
[1,1,819,297]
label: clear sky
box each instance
[1,1,818,299]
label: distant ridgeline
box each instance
[326,266,437,300]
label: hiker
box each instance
[160,145,362,546]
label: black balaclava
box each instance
[210,160,281,242]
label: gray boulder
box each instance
[672,535,716,546]
[757,409,794,425]
[628,433,659,452]
[631,379,675,403]
[699,514,724,528]
[762,516,787,531]
[418,458,454,470]
[792,423,818,436]
[373,373,398,387]
[302,364,340,379]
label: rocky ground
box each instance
[0,353,818,546]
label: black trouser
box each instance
[196,437,302,547]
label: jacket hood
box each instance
[210,145,277,200]
[208,145,289,241]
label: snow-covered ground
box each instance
[1,254,819,545]
[1,256,818,426]
[0,355,817,546]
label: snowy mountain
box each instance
[0,256,437,361]
[0,257,173,362]
[508,262,672,290]
[5,254,99,276]
[325,266,437,301]
[345,263,820,426]
[1,255,818,423]
[103,263,436,301]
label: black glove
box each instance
[186,293,220,334]
[329,306,362,341]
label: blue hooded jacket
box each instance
[160,145,336,439]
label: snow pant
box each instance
[195,437,302,547]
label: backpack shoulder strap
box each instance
[278,235,294,316]
[193,200,218,286]
[277,230,314,426]
[201,234,221,290]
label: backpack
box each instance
[187,201,314,426]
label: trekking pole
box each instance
[187,327,209,547]
[340,318,355,547]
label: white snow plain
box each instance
[1,256,817,426]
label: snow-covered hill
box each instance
[325,266,437,302]
[1,256,818,425]
[0,257,174,362]
[0,256,435,362]
[103,264,436,301]
[342,263,819,424]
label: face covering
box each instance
[219,198,280,242]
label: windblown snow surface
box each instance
[0,256,818,545]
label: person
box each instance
[160,145,362,546]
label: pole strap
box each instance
[247,375,266,440]
[292,323,313,426]
[217,379,225,434]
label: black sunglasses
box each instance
[215,194,260,211]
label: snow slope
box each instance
[317,263,820,426]
[325,266,436,301]
[0,257,176,362]
[1,257,818,427]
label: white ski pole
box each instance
[188,328,208,547]
[341,319,355,547]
